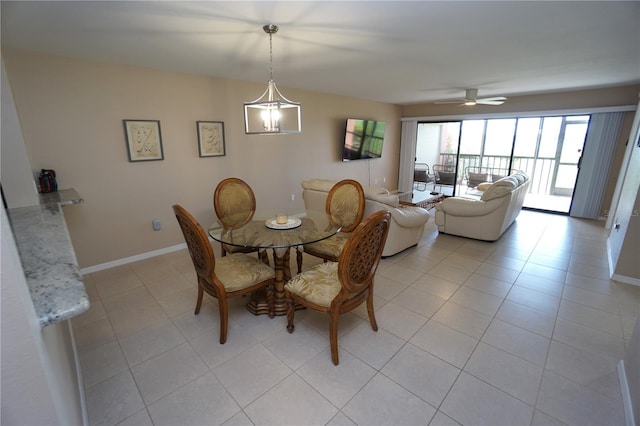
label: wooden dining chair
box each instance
[213,177,268,263]
[285,210,391,365]
[173,204,275,344]
[296,179,365,273]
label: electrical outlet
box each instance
[152,219,161,231]
[291,193,295,201]
[383,177,387,183]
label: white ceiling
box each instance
[2,1,639,105]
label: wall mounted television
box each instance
[341,118,386,161]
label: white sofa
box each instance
[434,172,530,241]
[301,179,430,257]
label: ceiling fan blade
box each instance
[476,98,506,105]
[434,99,465,104]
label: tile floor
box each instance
[72,210,640,426]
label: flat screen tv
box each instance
[342,118,386,161]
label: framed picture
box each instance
[197,121,226,157]
[123,120,164,162]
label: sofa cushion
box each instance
[477,182,493,192]
[481,176,518,201]
[302,179,337,193]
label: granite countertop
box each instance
[8,188,89,327]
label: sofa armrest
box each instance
[388,206,430,227]
[435,197,503,217]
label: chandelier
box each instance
[244,24,302,134]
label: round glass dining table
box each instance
[209,209,340,316]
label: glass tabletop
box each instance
[208,209,340,250]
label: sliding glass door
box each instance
[416,114,590,213]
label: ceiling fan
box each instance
[435,89,507,106]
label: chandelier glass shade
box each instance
[244,24,301,134]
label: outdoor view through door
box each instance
[415,115,590,213]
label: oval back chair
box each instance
[296,179,365,273]
[173,204,275,344]
[285,210,391,365]
[213,177,267,262]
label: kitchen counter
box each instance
[7,188,89,327]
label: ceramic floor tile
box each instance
[390,286,447,318]
[464,342,543,405]
[326,412,357,426]
[372,274,410,301]
[536,371,624,426]
[376,301,428,340]
[410,320,478,369]
[440,372,533,426]
[429,411,463,426]
[464,272,512,299]
[439,253,483,273]
[212,344,291,408]
[561,284,620,315]
[564,272,617,296]
[431,301,492,339]
[108,302,169,338]
[395,253,440,272]
[297,348,377,408]
[245,373,337,425]
[449,286,503,317]
[262,321,328,370]
[552,319,626,360]
[515,272,564,297]
[545,340,621,401]
[473,263,520,285]
[74,317,116,352]
[118,319,186,367]
[116,409,153,426]
[338,321,405,369]
[382,343,460,407]
[376,263,424,285]
[147,372,240,426]
[506,285,560,317]
[411,274,460,300]
[171,303,220,341]
[80,340,127,390]
[495,300,556,338]
[521,262,567,283]
[85,370,145,426]
[481,319,550,366]
[131,342,209,405]
[343,373,437,426]
[428,263,473,285]
[189,321,260,369]
[558,299,623,337]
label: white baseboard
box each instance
[612,274,640,287]
[79,243,187,274]
[618,360,637,426]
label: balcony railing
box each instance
[437,153,561,196]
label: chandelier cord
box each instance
[269,31,273,81]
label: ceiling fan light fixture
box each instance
[244,24,301,135]
[464,100,476,106]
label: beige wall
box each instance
[2,49,402,268]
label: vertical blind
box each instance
[399,120,418,193]
[570,112,625,219]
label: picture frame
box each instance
[197,121,226,157]
[123,120,164,162]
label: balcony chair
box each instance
[432,164,459,193]
[285,210,391,365]
[413,163,434,191]
[173,204,275,344]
